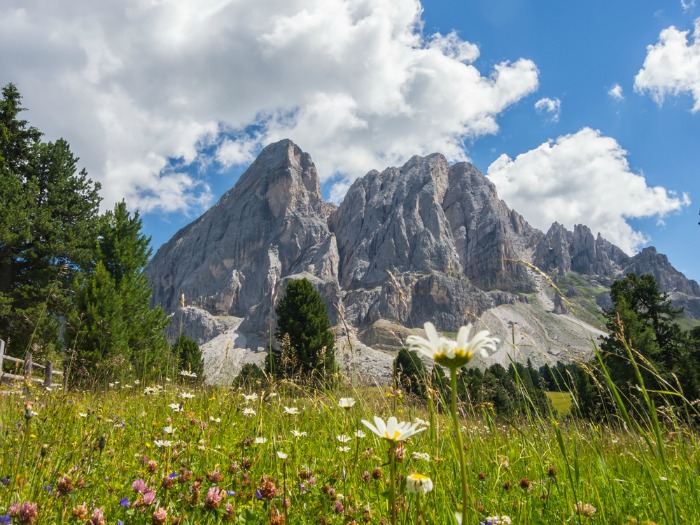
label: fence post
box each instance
[44,361,53,388]
[25,351,33,379]
[0,339,5,366]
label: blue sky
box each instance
[1,0,698,280]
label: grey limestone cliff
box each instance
[146,139,700,380]
[146,139,341,335]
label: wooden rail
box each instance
[0,338,64,388]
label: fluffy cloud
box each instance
[608,83,624,100]
[487,128,690,254]
[534,97,561,122]
[0,0,539,213]
[634,18,700,110]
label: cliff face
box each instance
[146,140,340,334]
[147,139,700,356]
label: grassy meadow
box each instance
[1,374,697,525]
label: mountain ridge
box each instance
[146,140,700,383]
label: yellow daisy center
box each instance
[384,430,401,440]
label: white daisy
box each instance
[361,416,426,442]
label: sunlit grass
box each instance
[0,376,696,525]
[546,391,572,417]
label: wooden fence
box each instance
[0,338,64,388]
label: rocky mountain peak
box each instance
[146,140,700,383]
[230,138,323,218]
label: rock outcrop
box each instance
[146,139,700,382]
[147,140,341,336]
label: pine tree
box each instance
[98,202,171,381]
[67,202,171,385]
[0,84,101,358]
[173,335,204,383]
[393,347,427,397]
[273,278,336,382]
[600,273,697,408]
[68,262,129,384]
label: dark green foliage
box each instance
[173,335,204,383]
[599,273,700,408]
[0,84,101,358]
[430,361,551,418]
[270,278,336,383]
[393,348,427,397]
[67,262,129,384]
[233,363,267,389]
[67,202,171,385]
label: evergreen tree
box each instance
[233,363,267,389]
[393,347,427,397]
[0,84,101,357]
[600,273,698,408]
[173,335,204,383]
[67,202,171,385]
[68,262,129,384]
[272,278,336,383]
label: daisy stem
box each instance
[389,442,397,525]
[450,368,469,524]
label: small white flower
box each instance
[243,408,256,417]
[354,430,366,439]
[277,451,288,460]
[78,413,88,418]
[254,437,267,444]
[134,379,141,385]
[411,452,430,461]
[338,397,356,409]
[209,416,221,423]
[180,370,198,378]
[283,406,300,415]
[154,440,173,448]
[163,426,176,434]
[180,392,195,399]
[406,473,434,494]
[168,403,182,412]
[108,383,114,388]
[338,446,351,453]
[291,430,307,438]
[336,435,352,443]
[242,393,258,403]
[361,416,426,442]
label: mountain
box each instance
[146,140,700,384]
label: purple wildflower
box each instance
[132,479,148,494]
[119,497,130,507]
[0,515,10,525]
[255,489,263,500]
[142,490,156,506]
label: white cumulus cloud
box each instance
[0,0,539,213]
[487,128,690,254]
[534,97,561,122]
[634,18,700,111]
[608,83,624,100]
